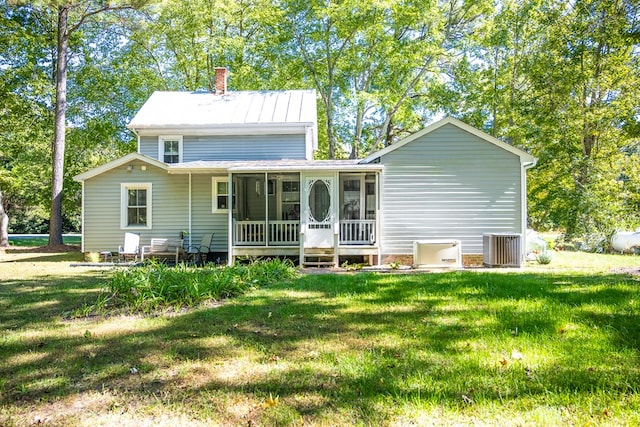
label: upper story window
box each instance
[121,183,152,229]
[158,136,183,163]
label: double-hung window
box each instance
[121,183,152,229]
[159,136,182,163]
[212,178,235,213]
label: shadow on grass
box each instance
[1,249,84,263]
[1,269,639,424]
[0,273,106,330]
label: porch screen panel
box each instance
[267,173,300,245]
[342,179,360,219]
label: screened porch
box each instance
[232,172,377,247]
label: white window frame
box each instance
[121,183,152,229]
[158,135,183,163]
[212,178,230,213]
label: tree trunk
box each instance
[49,5,70,247]
[0,190,9,248]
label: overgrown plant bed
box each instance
[95,258,298,313]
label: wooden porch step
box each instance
[303,248,334,255]
[302,248,336,267]
[303,261,336,267]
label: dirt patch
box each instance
[610,267,640,277]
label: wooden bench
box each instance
[141,238,185,264]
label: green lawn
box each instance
[7,234,81,247]
[0,250,639,426]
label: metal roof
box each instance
[73,155,382,181]
[168,159,382,173]
[128,90,318,129]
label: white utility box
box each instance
[413,240,462,268]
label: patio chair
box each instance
[118,232,140,263]
[188,233,213,265]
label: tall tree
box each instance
[0,191,8,247]
[3,1,146,246]
[281,0,491,158]
[448,0,640,239]
[137,0,289,92]
[516,0,640,239]
[1,1,151,244]
[47,1,146,246]
[0,3,57,244]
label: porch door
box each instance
[304,175,335,248]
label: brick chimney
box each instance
[214,67,228,95]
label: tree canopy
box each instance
[1,0,639,245]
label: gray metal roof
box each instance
[168,159,382,173]
[74,154,381,181]
[128,90,317,129]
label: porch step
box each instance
[303,247,334,255]
[302,248,336,268]
[303,261,336,267]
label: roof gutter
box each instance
[167,163,384,174]
[126,122,315,136]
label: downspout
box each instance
[81,180,85,253]
[521,161,536,261]
[188,173,192,248]
[130,127,140,153]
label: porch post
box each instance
[299,231,305,268]
[228,171,233,266]
[376,171,381,266]
[333,171,339,267]
[264,172,269,247]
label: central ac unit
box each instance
[413,240,462,268]
[483,233,522,267]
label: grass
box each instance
[0,249,639,426]
[7,234,81,247]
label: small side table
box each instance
[99,251,113,263]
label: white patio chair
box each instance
[118,232,140,263]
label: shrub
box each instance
[100,258,297,313]
[536,252,553,265]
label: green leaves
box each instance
[102,258,298,313]
[2,0,639,239]
[449,0,640,238]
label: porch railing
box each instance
[234,220,299,246]
[234,221,265,245]
[234,219,376,246]
[339,220,376,245]
[269,221,300,245]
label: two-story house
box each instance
[74,68,536,267]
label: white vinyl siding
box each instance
[191,174,229,253]
[139,134,306,162]
[378,124,523,255]
[82,162,189,253]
